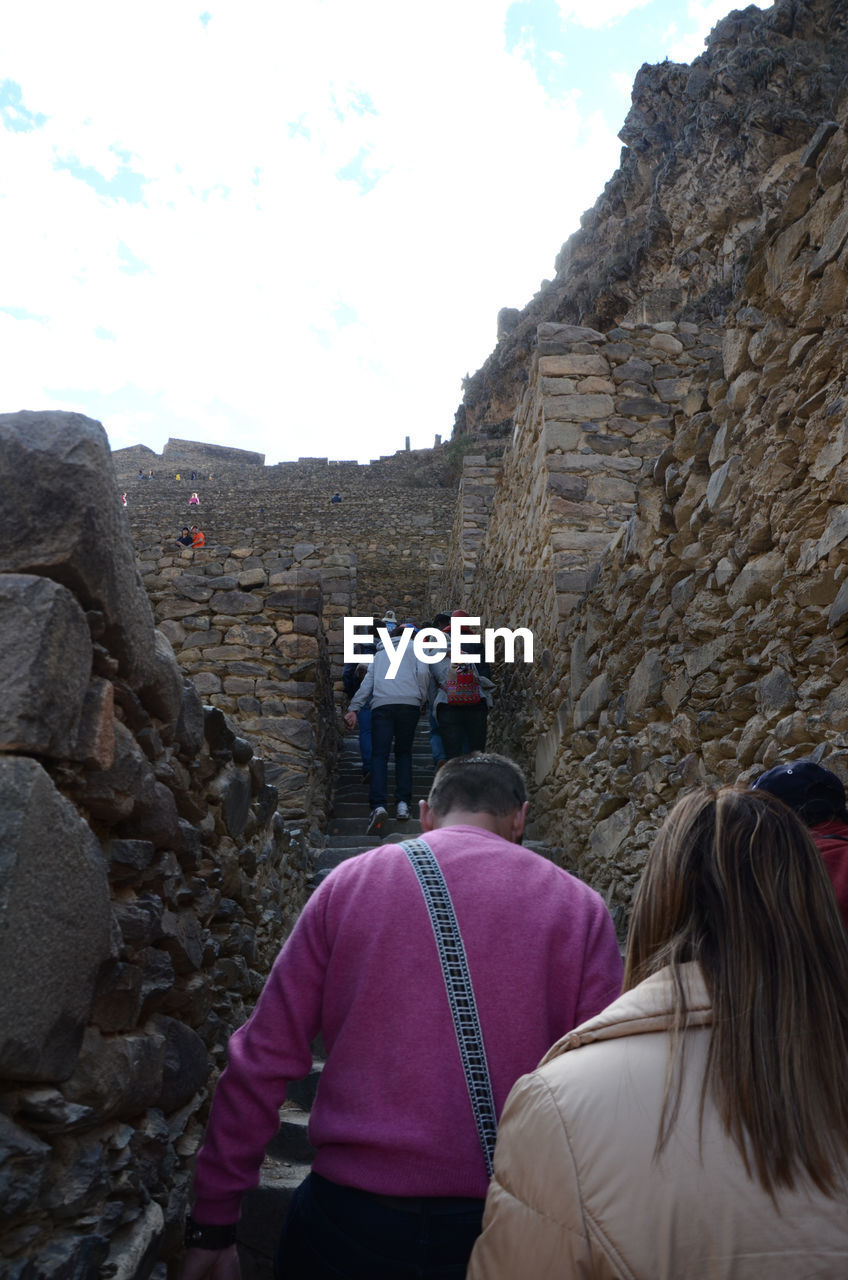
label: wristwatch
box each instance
[184,1215,238,1250]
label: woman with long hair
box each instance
[468,786,848,1278]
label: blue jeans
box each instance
[436,703,487,760]
[369,704,420,809]
[358,705,372,772]
[274,1173,484,1279]
[428,710,446,767]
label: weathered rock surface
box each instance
[0,414,318,1277]
[0,575,92,757]
[457,0,848,444]
[0,757,111,1081]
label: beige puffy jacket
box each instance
[468,963,848,1279]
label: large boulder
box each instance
[0,757,111,1081]
[0,575,92,757]
[0,411,157,693]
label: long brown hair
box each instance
[624,785,848,1195]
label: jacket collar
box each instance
[542,962,712,1065]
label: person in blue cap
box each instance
[753,758,848,930]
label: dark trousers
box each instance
[436,703,487,760]
[369,704,420,808]
[274,1173,485,1280]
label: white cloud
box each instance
[0,0,627,463]
[555,0,654,31]
[610,69,635,96]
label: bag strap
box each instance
[400,836,497,1176]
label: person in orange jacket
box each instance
[190,525,206,548]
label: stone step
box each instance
[285,1062,323,1111]
[326,814,421,835]
[266,1107,316,1164]
[319,824,422,855]
[238,1155,310,1279]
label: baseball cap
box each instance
[753,759,848,823]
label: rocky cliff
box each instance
[459,0,848,439]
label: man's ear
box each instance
[419,800,436,833]
[510,801,530,844]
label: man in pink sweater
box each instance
[181,754,622,1279]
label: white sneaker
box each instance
[396,801,410,821]
[367,806,387,836]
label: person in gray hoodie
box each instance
[345,618,430,835]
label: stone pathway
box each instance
[235,719,437,1278]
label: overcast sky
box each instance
[1,0,771,464]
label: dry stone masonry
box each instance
[450,88,848,926]
[0,413,315,1278]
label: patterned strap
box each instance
[401,837,497,1176]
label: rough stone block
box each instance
[139,630,185,729]
[61,1026,165,1120]
[543,393,614,421]
[726,551,784,609]
[210,589,263,615]
[0,757,111,1081]
[84,721,157,824]
[589,802,634,861]
[706,455,742,512]
[0,1114,51,1220]
[573,673,610,730]
[0,575,92,758]
[538,354,609,377]
[175,683,206,757]
[650,333,683,356]
[151,1015,209,1113]
[759,669,796,720]
[0,411,157,689]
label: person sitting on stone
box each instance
[190,525,206,548]
[176,526,193,547]
[180,753,623,1280]
[753,757,848,930]
[190,491,200,505]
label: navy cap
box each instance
[753,759,848,823]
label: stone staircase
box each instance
[235,720,437,1279]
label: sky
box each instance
[0,0,773,465]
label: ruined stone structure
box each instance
[6,0,848,1273]
[437,0,848,926]
[0,415,317,1277]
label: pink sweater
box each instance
[192,825,623,1222]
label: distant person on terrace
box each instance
[190,491,200,505]
[190,525,205,548]
[176,526,193,547]
[180,754,622,1280]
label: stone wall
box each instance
[115,449,458,689]
[0,414,315,1278]
[134,535,337,835]
[161,438,266,469]
[455,101,848,928]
